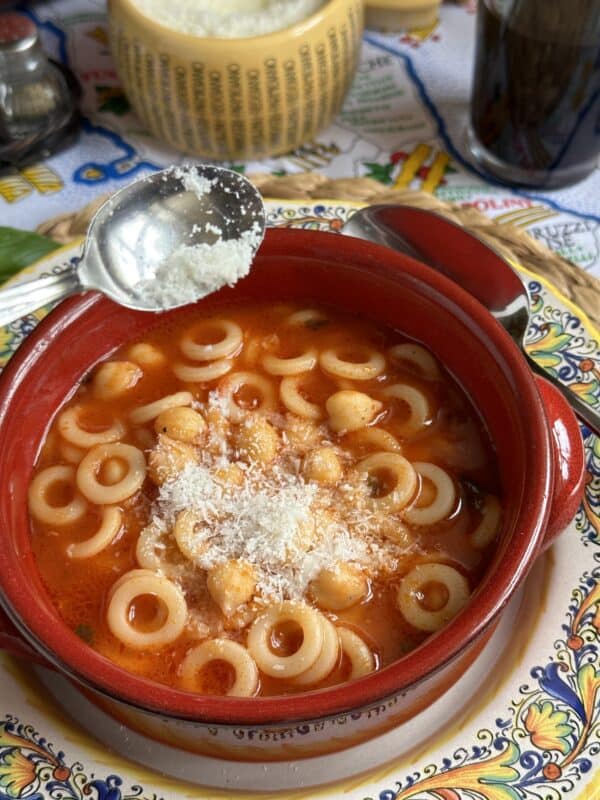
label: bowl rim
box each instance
[0,228,552,725]
[109,0,357,48]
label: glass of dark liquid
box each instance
[468,0,600,189]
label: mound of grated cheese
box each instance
[134,228,260,310]
[148,458,379,602]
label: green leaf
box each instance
[74,623,94,644]
[363,161,395,184]
[96,85,132,115]
[0,227,60,286]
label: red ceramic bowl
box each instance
[0,228,585,762]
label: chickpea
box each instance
[148,434,197,485]
[214,463,245,486]
[93,361,142,400]
[326,390,382,433]
[310,563,368,611]
[127,342,166,368]
[154,406,206,444]
[207,560,256,617]
[303,447,343,484]
[234,418,279,464]
[284,415,321,450]
[205,407,231,454]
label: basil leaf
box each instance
[0,226,60,286]
[74,623,94,644]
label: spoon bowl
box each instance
[0,164,265,323]
[343,204,599,435]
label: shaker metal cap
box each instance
[0,12,38,52]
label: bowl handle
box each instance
[0,604,51,667]
[535,376,586,549]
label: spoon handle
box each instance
[0,266,83,328]
[526,352,600,437]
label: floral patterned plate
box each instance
[0,200,599,800]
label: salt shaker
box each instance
[0,12,80,167]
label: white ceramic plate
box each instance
[0,200,598,799]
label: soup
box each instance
[28,302,501,698]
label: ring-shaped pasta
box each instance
[173,360,232,383]
[134,427,155,450]
[129,391,193,425]
[387,343,441,381]
[109,568,157,597]
[67,506,122,559]
[180,320,243,362]
[247,602,324,678]
[28,465,87,526]
[107,570,187,649]
[262,349,317,376]
[287,308,329,328]
[77,443,146,504]
[135,522,164,571]
[294,617,340,686]
[135,524,182,580]
[404,462,456,526]
[337,627,375,679]
[383,384,430,437]
[59,440,86,465]
[319,347,386,381]
[357,452,417,512]
[345,427,402,455]
[58,405,125,449]
[280,375,323,420]
[179,639,259,697]
[218,372,276,423]
[471,494,501,549]
[397,563,470,632]
[173,509,205,561]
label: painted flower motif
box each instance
[569,379,600,407]
[526,323,572,372]
[576,663,600,722]
[0,749,37,797]
[529,292,544,314]
[0,326,15,366]
[524,701,574,754]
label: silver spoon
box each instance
[0,165,265,326]
[343,204,600,436]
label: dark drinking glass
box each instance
[468,0,600,188]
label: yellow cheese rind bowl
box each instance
[108,0,364,160]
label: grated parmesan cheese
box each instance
[149,458,378,602]
[134,229,260,310]
[131,0,325,39]
[141,400,409,607]
[134,166,262,310]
